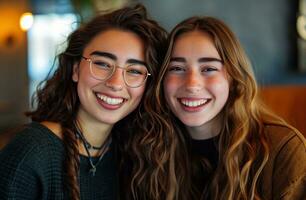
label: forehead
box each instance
[171,30,221,60]
[83,29,145,60]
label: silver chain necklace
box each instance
[75,127,112,176]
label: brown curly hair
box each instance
[26,4,168,200]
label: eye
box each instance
[93,60,112,69]
[126,69,143,75]
[126,64,147,76]
[167,65,186,72]
[201,66,218,73]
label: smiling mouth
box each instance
[179,98,209,107]
[96,93,125,105]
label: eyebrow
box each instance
[90,51,117,60]
[198,57,223,63]
[170,57,186,63]
[90,50,147,66]
[170,56,223,63]
[126,59,147,66]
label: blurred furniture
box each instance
[260,85,306,136]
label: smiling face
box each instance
[163,30,230,139]
[72,29,146,129]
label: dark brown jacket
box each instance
[259,125,306,200]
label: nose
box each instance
[105,67,124,91]
[184,70,203,93]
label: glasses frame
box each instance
[81,56,151,88]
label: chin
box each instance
[179,118,208,127]
[98,117,120,125]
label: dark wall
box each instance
[0,0,29,131]
[140,0,306,85]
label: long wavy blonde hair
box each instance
[155,16,296,200]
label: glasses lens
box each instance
[90,57,114,80]
[124,64,148,87]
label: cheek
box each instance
[208,76,230,101]
[163,76,176,101]
[78,67,99,88]
[163,75,179,94]
[130,86,145,105]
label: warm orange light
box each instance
[20,12,33,31]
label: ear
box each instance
[72,63,79,82]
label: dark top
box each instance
[191,136,219,169]
[190,136,219,197]
[0,122,117,200]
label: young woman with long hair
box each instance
[155,16,306,199]
[0,4,169,200]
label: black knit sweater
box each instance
[0,122,117,200]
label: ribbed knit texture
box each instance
[0,122,117,200]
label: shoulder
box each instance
[263,124,306,199]
[264,124,306,154]
[2,121,63,149]
[40,121,63,139]
[264,124,306,173]
[0,122,64,169]
[0,122,66,199]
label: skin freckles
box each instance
[163,30,230,140]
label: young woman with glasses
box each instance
[155,16,306,199]
[0,4,170,200]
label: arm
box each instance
[0,132,42,200]
[272,135,306,200]
[0,162,41,200]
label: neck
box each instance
[76,110,113,156]
[79,121,112,146]
[187,113,223,140]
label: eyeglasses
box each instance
[82,56,151,88]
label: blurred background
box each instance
[0,0,306,134]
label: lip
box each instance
[95,92,127,110]
[178,97,210,112]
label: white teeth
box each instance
[180,99,207,107]
[96,93,124,105]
